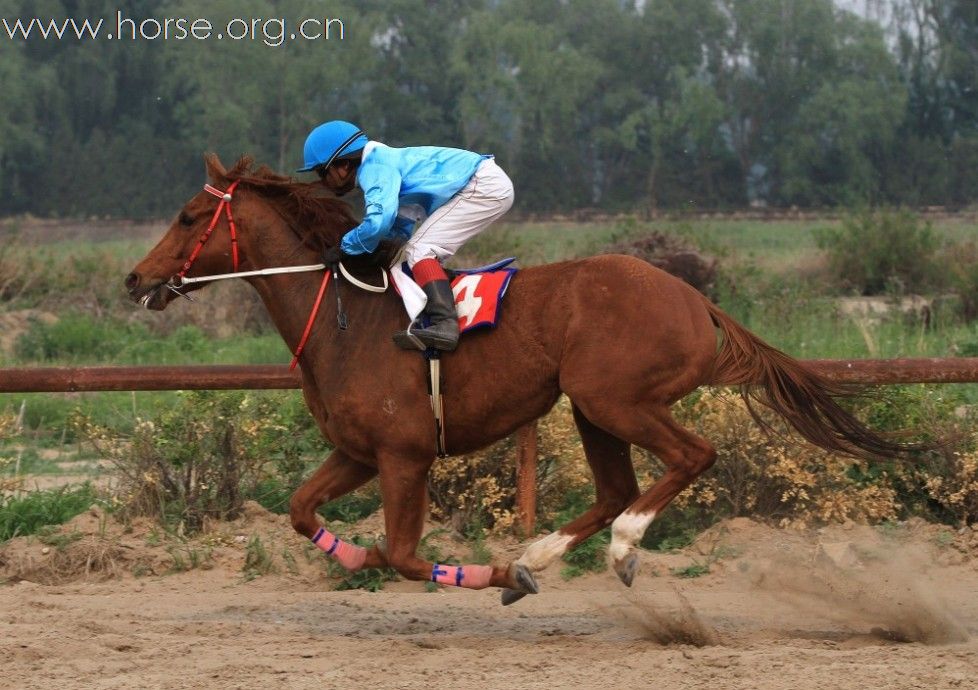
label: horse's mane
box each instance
[211,156,403,269]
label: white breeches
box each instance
[403,158,515,267]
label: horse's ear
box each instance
[204,153,227,183]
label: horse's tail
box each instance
[703,299,935,460]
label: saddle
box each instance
[389,257,519,458]
[391,257,518,334]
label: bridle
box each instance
[165,180,388,371]
[175,181,242,282]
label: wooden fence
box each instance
[3,358,978,533]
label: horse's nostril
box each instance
[125,273,140,290]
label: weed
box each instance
[672,562,710,578]
[326,534,397,592]
[167,547,188,573]
[561,529,609,580]
[189,546,212,570]
[710,544,743,561]
[282,546,299,575]
[468,531,493,566]
[462,514,493,565]
[282,547,299,576]
[333,567,398,592]
[649,529,698,553]
[243,535,276,581]
[319,491,382,523]
[0,484,102,541]
[36,527,83,550]
[167,544,213,573]
[418,529,459,566]
[75,390,327,535]
[877,520,906,538]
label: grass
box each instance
[0,484,101,541]
[242,535,276,580]
[169,544,214,573]
[36,526,83,550]
[672,562,710,579]
[560,529,610,579]
[649,529,698,553]
[328,533,398,591]
[459,217,916,272]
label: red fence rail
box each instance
[3,358,978,533]
[3,358,978,393]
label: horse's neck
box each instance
[245,271,331,353]
[244,268,397,369]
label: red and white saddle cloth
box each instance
[391,258,517,334]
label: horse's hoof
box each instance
[512,563,540,595]
[501,588,528,606]
[614,552,639,587]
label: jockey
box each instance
[298,120,514,352]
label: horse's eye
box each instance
[179,212,194,227]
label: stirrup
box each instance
[393,322,459,352]
[393,323,427,351]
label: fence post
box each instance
[516,422,538,536]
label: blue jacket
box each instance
[340,142,489,255]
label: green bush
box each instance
[75,390,327,533]
[943,241,978,322]
[816,209,940,295]
[0,484,102,541]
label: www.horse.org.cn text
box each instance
[2,12,346,47]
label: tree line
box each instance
[1,0,976,218]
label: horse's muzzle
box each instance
[125,273,171,311]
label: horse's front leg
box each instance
[377,452,539,595]
[290,448,389,571]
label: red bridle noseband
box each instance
[177,180,241,280]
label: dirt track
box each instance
[2,510,977,689]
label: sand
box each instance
[1,507,976,689]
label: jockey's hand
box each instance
[322,245,349,266]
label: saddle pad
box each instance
[451,269,517,333]
[451,257,517,275]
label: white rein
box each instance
[170,261,389,293]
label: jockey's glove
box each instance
[322,245,350,266]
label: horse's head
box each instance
[126,154,356,310]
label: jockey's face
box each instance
[320,160,357,196]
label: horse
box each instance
[126,155,930,604]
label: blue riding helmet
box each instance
[297,120,369,173]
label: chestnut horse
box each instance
[127,156,924,604]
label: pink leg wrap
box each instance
[431,563,494,589]
[312,527,367,571]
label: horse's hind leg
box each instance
[506,404,637,572]
[290,449,389,571]
[500,404,640,604]
[577,404,717,586]
[376,452,539,595]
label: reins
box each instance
[167,180,389,372]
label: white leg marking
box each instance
[516,531,575,571]
[608,510,657,562]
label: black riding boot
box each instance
[393,279,460,351]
